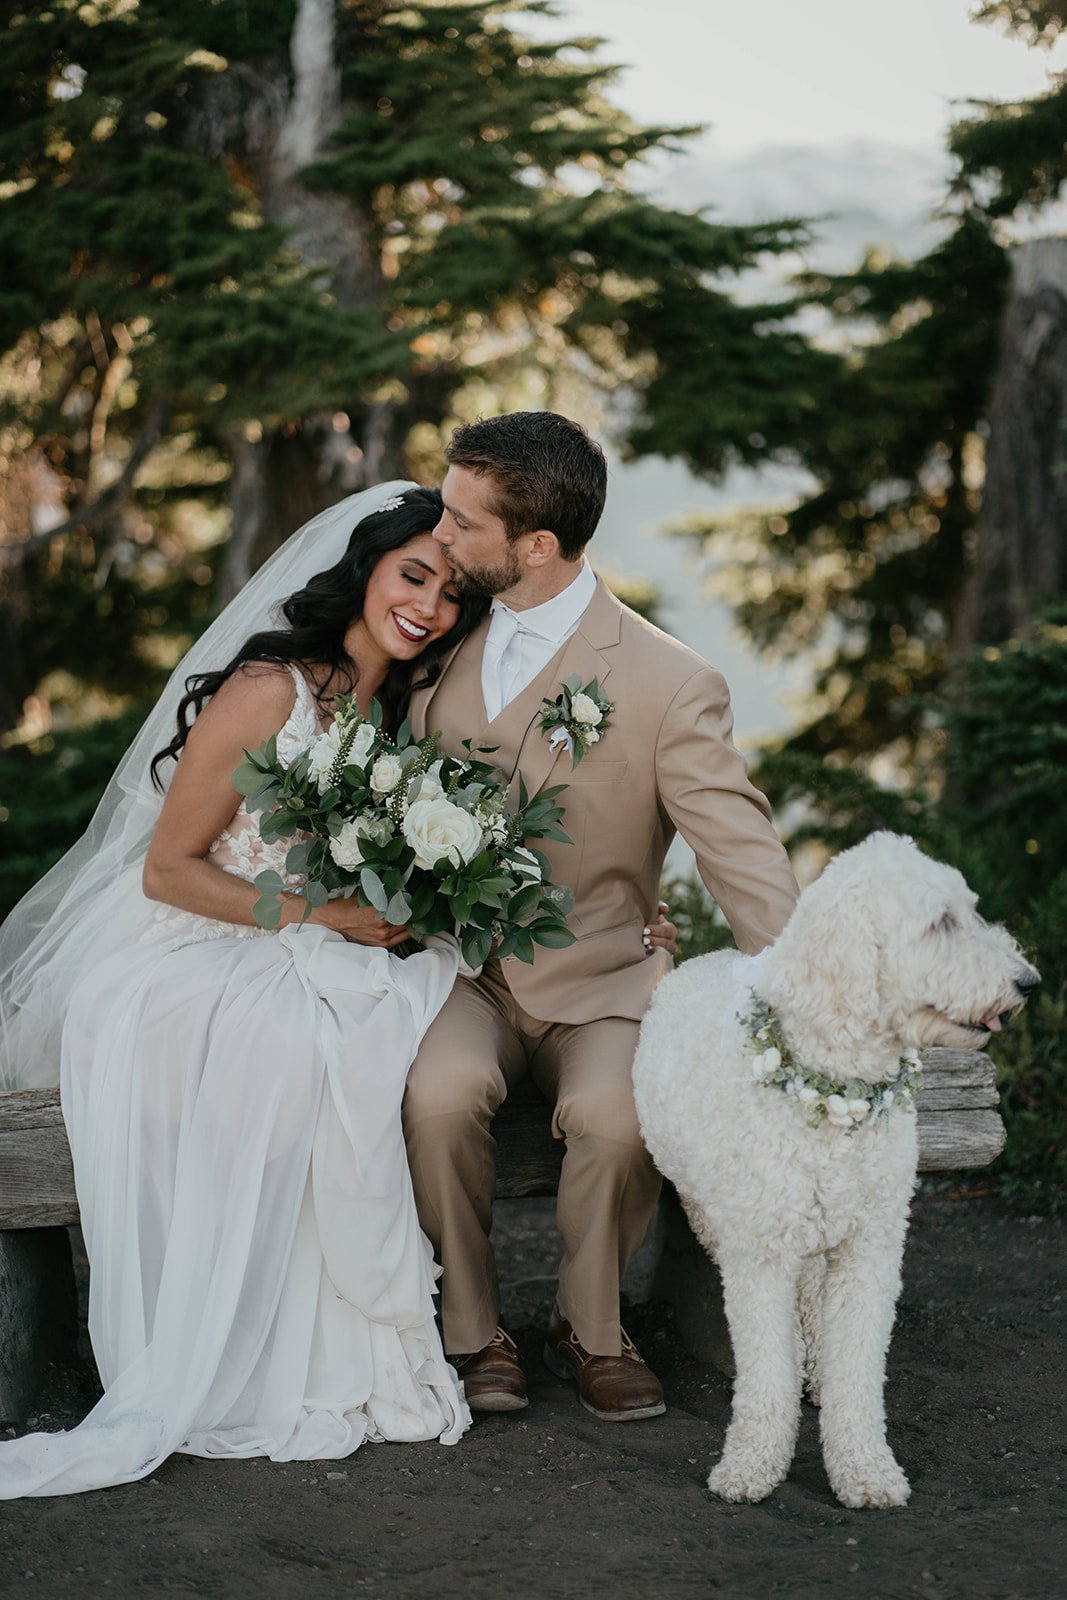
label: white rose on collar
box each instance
[570,692,602,726]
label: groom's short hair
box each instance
[444,411,607,560]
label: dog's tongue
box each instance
[982,1011,1003,1033]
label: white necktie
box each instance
[482,607,528,722]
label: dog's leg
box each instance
[708,1248,804,1503]
[818,1223,910,1509]
[798,1254,826,1407]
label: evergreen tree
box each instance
[0,0,811,737]
[674,2,1067,769]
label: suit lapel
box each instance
[501,579,624,799]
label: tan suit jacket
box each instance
[409,577,798,1025]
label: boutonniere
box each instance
[539,674,615,767]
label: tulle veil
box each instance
[0,481,416,1091]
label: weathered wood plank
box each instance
[919,1048,997,1084]
[0,1048,1006,1227]
[916,1110,1006,1170]
[0,1128,80,1228]
[0,1088,66,1133]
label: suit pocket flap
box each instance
[563,760,629,784]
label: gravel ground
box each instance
[0,1194,1063,1600]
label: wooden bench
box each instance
[0,1048,1004,1420]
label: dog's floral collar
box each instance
[539,674,614,768]
[740,990,923,1131]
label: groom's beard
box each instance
[449,544,523,598]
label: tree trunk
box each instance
[957,238,1067,648]
[212,0,411,598]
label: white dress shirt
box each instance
[481,558,598,723]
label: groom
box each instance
[405,412,798,1420]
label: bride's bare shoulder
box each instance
[191,662,300,746]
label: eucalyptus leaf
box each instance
[385,890,412,925]
[360,867,388,913]
[252,893,282,930]
[286,841,311,876]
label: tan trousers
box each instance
[402,960,662,1358]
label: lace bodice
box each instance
[150,665,322,946]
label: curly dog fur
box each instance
[634,833,1039,1509]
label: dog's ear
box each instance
[764,871,883,1045]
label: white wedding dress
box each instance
[0,667,469,1499]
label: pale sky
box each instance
[525,0,1064,154]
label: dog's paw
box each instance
[828,1454,910,1509]
[708,1456,784,1504]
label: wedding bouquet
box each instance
[233,696,576,969]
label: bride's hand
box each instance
[306,899,410,948]
[643,900,679,958]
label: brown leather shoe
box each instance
[450,1326,529,1412]
[543,1307,666,1422]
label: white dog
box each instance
[633,833,1039,1509]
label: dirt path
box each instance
[0,1197,1062,1599]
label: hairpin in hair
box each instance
[379,495,405,512]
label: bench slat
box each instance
[0,1047,1005,1227]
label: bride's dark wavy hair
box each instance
[150,487,484,789]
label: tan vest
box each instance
[410,579,798,1024]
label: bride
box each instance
[0,484,486,1497]
[0,481,676,1498]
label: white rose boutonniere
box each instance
[539,674,614,768]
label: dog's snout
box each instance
[1015,967,1041,999]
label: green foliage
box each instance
[659,873,736,965]
[677,212,1008,766]
[941,605,1067,903]
[0,704,150,919]
[0,0,818,764]
[745,607,1067,1212]
[981,871,1067,1214]
[974,3,1067,47]
[674,6,1067,771]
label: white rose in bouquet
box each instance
[329,817,373,870]
[308,720,376,793]
[349,722,377,768]
[402,794,484,870]
[570,692,602,726]
[411,760,445,803]
[370,753,404,795]
[308,726,342,793]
